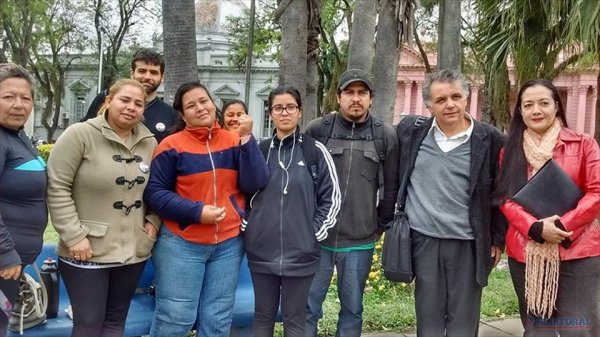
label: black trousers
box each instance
[0,275,20,337]
[412,230,482,337]
[250,272,314,337]
[59,260,145,337]
[509,256,599,337]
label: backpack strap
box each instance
[299,134,319,184]
[316,113,336,145]
[370,117,387,197]
[371,117,386,162]
[394,115,429,214]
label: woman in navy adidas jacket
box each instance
[242,86,340,337]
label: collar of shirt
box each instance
[429,113,474,142]
[428,113,474,152]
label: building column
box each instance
[403,81,412,115]
[590,87,597,136]
[565,87,575,127]
[416,81,425,116]
[469,85,480,120]
[577,86,588,134]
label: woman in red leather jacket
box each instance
[494,79,599,337]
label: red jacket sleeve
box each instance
[560,137,600,234]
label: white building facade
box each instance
[33,0,279,140]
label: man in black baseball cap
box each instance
[304,68,399,337]
[337,68,374,93]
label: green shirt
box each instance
[321,241,376,253]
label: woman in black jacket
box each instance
[242,86,340,337]
[0,64,47,336]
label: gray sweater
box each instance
[405,131,473,239]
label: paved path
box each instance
[363,318,524,337]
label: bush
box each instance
[37,144,54,162]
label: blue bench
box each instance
[8,244,256,337]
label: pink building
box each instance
[393,45,597,137]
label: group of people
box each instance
[0,47,597,337]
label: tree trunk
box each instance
[162,0,198,104]
[372,0,400,123]
[278,0,308,104]
[304,0,322,127]
[437,0,461,71]
[41,90,54,142]
[347,0,377,71]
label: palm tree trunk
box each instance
[162,0,198,104]
[278,0,308,102]
[304,0,322,127]
[372,0,400,122]
[437,0,462,71]
[347,0,377,71]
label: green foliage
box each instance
[224,1,281,71]
[43,221,59,244]
[37,144,54,163]
[473,0,588,128]
[564,0,600,54]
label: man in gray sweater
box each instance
[396,69,506,337]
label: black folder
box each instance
[512,159,583,219]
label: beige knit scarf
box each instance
[522,118,562,319]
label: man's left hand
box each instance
[490,245,502,267]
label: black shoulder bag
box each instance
[381,115,427,283]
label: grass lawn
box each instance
[44,221,59,243]
[44,224,519,336]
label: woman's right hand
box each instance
[200,205,226,224]
[68,238,93,261]
[540,215,572,244]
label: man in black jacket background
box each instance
[80,49,178,143]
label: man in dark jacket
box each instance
[80,49,178,143]
[304,69,400,337]
[396,69,506,337]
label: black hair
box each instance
[493,79,568,205]
[267,86,302,112]
[131,49,165,74]
[222,99,248,115]
[170,81,218,134]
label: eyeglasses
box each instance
[271,105,299,115]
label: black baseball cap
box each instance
[337,69,374,92]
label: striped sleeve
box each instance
[313,141,341,241]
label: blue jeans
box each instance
[305,248,374,337]
[149,226,244,337]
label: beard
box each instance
[143,82,160,95]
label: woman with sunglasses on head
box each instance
[494,79,600,337]
[242,86,340,337]
[143,81,268,337]
[47,79,160,337]
[0,64,47,337]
